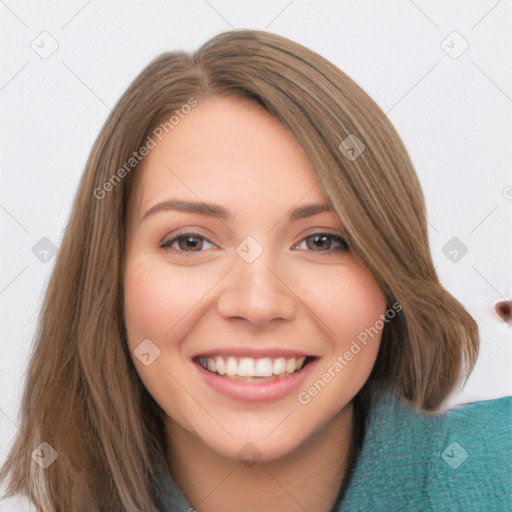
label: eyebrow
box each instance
[139,200,331,224]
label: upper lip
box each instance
[191,347,318,359]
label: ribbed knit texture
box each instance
[339,393,511,511]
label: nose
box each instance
[217,250,297,327]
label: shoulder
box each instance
[340,392,512,511]
[427,395,511,510]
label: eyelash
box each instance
[159,231,349,254]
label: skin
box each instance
[124,97,387,512]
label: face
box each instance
[124,97,387,462]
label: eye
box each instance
[159,231,216,253]
[159,231,348,254]
[294,233,349,253]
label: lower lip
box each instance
[195,359,318,403]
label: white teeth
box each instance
[198,355,309,377]
[238,358,255,377]
[226,357,238,376]
[215,356,226,375]
[254,358,273,377]
[286,357,296,374]
[272,358,286,375]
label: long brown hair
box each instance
[1,29,478,511]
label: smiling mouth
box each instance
[195,355,316,382]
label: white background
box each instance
[1,1,511,509]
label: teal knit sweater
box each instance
[158,393,512,511]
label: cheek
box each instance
[123,254,231,348]
[123,258,210,428]
[297,261,386,397]
[299,262,387,343]
[294,265,386,424]
[123,258,205,343]
[125,262,176,341]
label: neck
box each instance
[165,403,354,512]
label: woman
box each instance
[1,29,510,511]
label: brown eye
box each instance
[298,233,349,252]
[160,232,215,252]
[177,235,203,251]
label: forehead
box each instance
[131,97,327,215]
